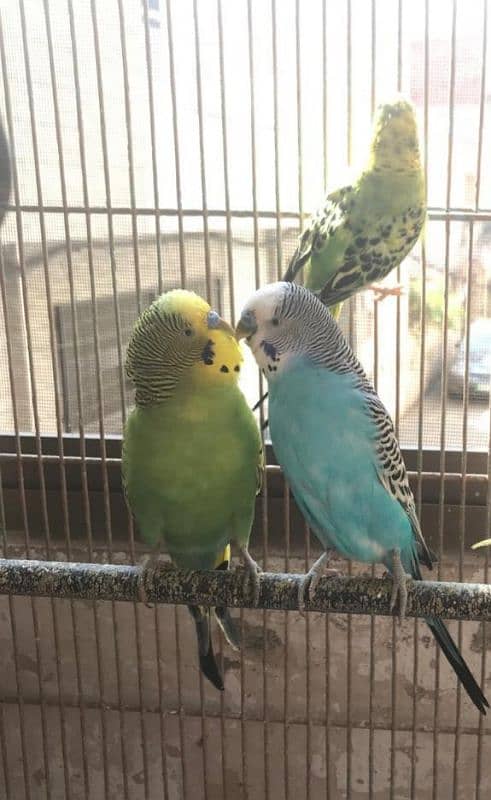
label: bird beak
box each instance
[235,311,257,341]
[206,310,235,336]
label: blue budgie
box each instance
[236,281,488,714]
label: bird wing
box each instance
[282,187,351,283]
[364,389,434,569]
[318,206,424,308]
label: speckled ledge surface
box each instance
[0,557,490,620]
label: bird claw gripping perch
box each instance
[138,555,173,607]
[389,548,411,621]
[239,546,262,607]
[369,283,405,302]
[298,550,339,614]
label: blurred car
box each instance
[447,318,491,399]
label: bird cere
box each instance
[123,97,489,712]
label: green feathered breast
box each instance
[123,381,261,570]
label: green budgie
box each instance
[283,96,426,320]
[122,290,263,690]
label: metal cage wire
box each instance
[0,0,490,798]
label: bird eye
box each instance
[183,328,193,337]
[271,317,279,326]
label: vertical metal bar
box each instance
[475,4,488,796]
[452,218,473,800]
[321,4,331,794]
[477,353,491,800]
[164,0,186,288]
[191,0,212,306]
[160,6,189,796]
[217,0,236,326]
[433,4,457,798]
[141,0,164,293]
[215,4,236,795]
[295,0,303,232]
[0,462,11,797]
[259,1,284,795]
[244,2,261,794]
[90,2,151,795]
[190,3,215,795]
[390,5,404,799]
[115,7,157,799]
[17,0,80,791]
[66,1,127,796]
[293,4,311,798]
[271,0,282,277]
[345,2,353,797]
[0,247,32,800]
[1,7,68,795]
[89,0,127,428]
[411,4,430,798]
[116,0,142,313]
[368,5,377,798]
[322,0,328,192]
[283,478,291,800]
[41,2,96,796]
[155,608,170,800]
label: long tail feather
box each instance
[188,605,224,691]
[282,247,310,282]
[402,552,487,714]
[425,616,488,714]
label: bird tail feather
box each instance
[425,616,488,714]
[187,604,224,691]
[403,550,487,714]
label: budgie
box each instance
[236,282,488,714]
[123,290,263,691]
[472,539,491,549]
[283,97,425,320]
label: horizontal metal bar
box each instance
[0,692,488,737]
[0,451,487,489]
[1,203,491,222]
[0,558,490,621]
[1,433,488,475]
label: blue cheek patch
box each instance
[261,340,278,360]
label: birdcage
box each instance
[0,1,490,798]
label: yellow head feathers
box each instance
[370,96,421,172]
[126,289,242,406]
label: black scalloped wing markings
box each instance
[366,391,433,570]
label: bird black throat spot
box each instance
[260,340,278,360]
[201,339,215,365]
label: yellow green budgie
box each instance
[122,290,263,690]
[283,96,426,320]
[472,539,491,550]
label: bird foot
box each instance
[138,556,172,608]
[298,550,339,614]
[369,283,404,302]
[239,547,262,607]
[389,548,411,621]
